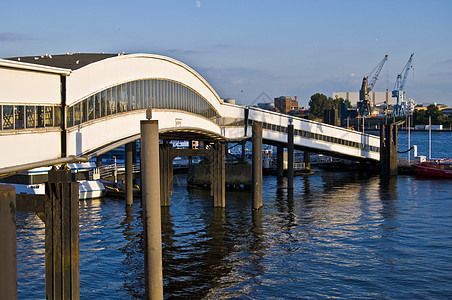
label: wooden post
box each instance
[252,122,263,210]
[304,151,311,170]
[125,142,134,206]
[276,145,284,178]
[0,185,17,300]
[212,142,226,207]
[287,124,294,189]
[140,120,163,299]
[45,167,80,300]
[380,124,398,176]
[159,141,171,207]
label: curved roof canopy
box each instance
[6,53,118,70]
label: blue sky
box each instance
[1,0,451,107]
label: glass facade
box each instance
[65,79,218,128]
[0,104,62,131]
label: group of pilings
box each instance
[1,167,80,300]
[1,120,398,300]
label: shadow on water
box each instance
[119,205,145,299]
[161,182,263,299]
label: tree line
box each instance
[307,93,452,127]
[413,104,452,127]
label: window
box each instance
[95,93,101,119]
[130,81,136,111]
[45,106,53,127]
[15,105,25,129]
[110,87,116,115]
[54,106,62,127]
[123,83,129,111]
[74,103,81,125]
[81,99,87,123]
[67,106,73,127]
[106,88,112,116]
[101,90,106,117]
[88,96,94,120]
[3,105,13,129]
[26,106,35,128]
[36,106,44,128]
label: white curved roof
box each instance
[66,53,224,112]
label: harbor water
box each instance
[17,131,452,299]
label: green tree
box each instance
[308,93,351,120]
[413,104,450,126]
[427,104,441,124]
[308,93,331,119]
[332,97,351,110]
[413,109,427,125]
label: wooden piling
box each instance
[304,151,311,170]
[252,122,263,210]
[212,142,226,207]
[287,124,294,189]
[0,185,17,300]
[125,142,134,206]
[380,124,398,176]
[276,145,284,178]
[45,167,80,300]
[159,141,172,207]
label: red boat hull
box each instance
[414,159,452,178]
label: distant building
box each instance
[333,91,396,107]
[257,102,275,111]
[441,108,452,116]
[274,96,299,114]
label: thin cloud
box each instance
[434,58,452,65]
[211,44,233,49]
[164,49,204,56]
[0,32,25,41]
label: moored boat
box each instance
[414,159,452,178]
[0,162,106,200]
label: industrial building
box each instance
[332,91,396,107]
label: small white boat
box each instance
[0,162,106,200]
[1,180,106,200]
[78,180,106,200]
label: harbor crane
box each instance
[392,53,414,116]
[358,54,389,117]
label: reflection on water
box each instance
[17,172,452,299]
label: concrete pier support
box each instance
[252,122,263,210]
[276,145,284,178]
[45,167,80,300]
[304,151,311,170]
[140,120,164,299]
[380,124,398,176]
[159,141,173,207]
[125,142,134,206]
[287,124,294,189]
[211,142,226,207]
[0,185,17,300]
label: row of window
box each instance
[257,120,379,153]
[0,105,62,131]
[66,79,218,128]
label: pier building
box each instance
[0,52,399,299]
